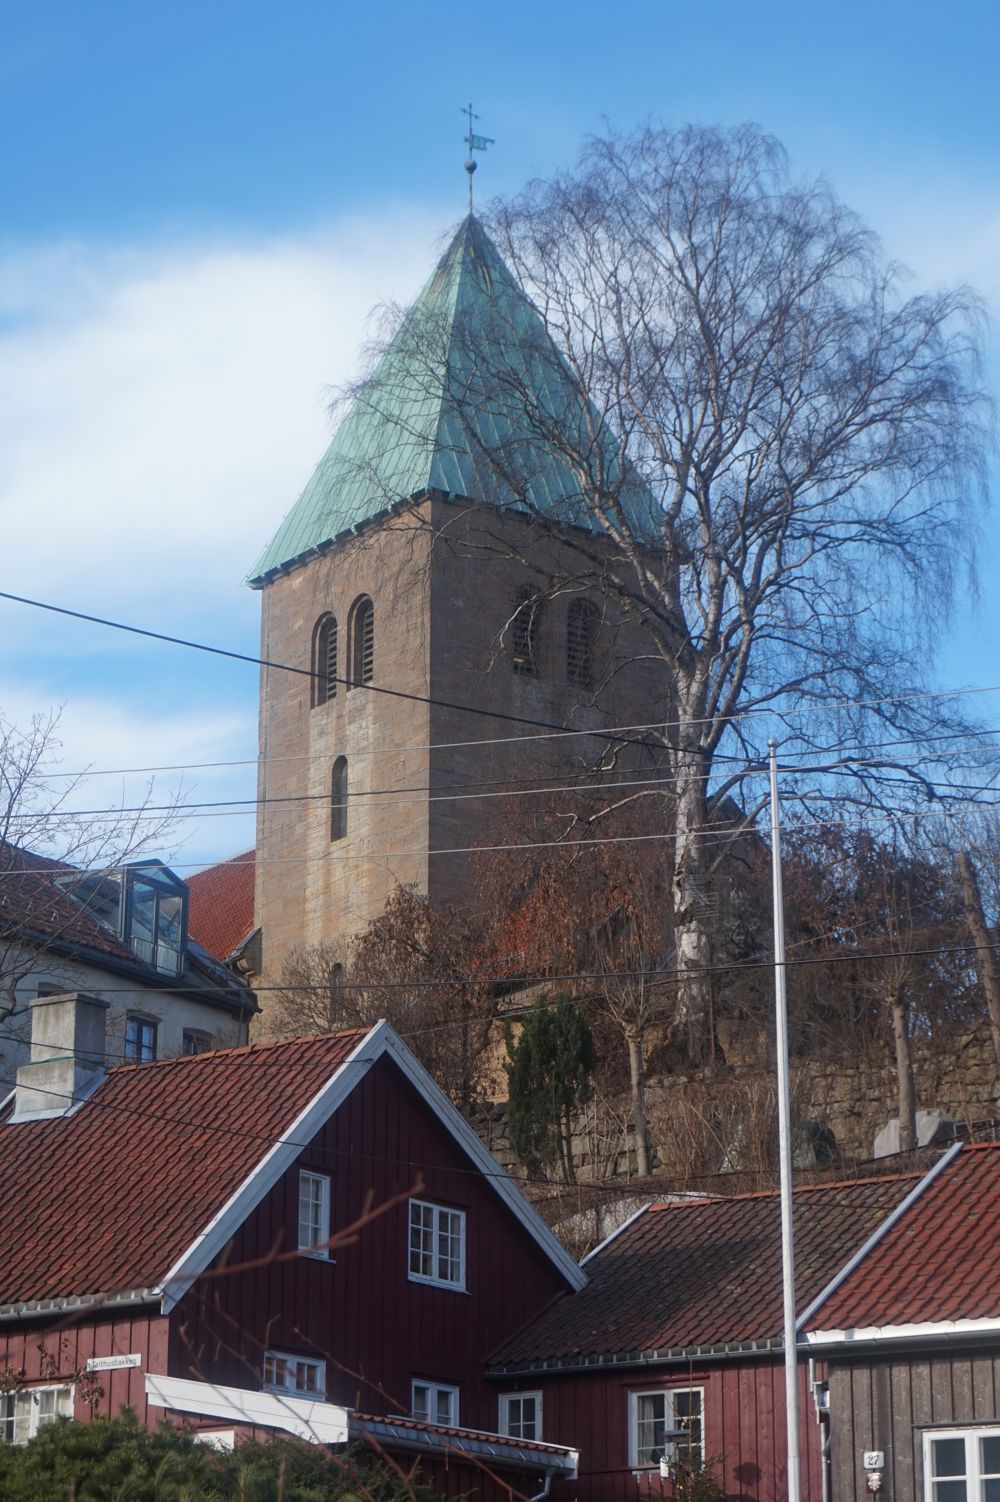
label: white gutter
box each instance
[796,1141,963,1335]
[805,1315,1000,1348]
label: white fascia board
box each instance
[796,1142,964,1335]
[580,1203,651,1267]
[145,1373,349,1444]
[376,1024,586,1292]
[158,1020,584,1313]
[805,1316,1000,1348]
[157,1026,380,1311]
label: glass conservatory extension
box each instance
[119,861,188,979]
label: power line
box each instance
[4,588,999,758]
[5,933,995,1003]
[35,721,1000,786]
[0,589,667,756]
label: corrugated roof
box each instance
[0,1029,366,1307]
[490,1174,919,1371]
[248,215,657,585]
[805,1142,1000,1331]
[187,849,256,963]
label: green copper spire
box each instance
[248,216,654,586]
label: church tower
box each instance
[248,217,664,995]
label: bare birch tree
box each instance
[478,125,989,1048]
[0,710,179,1021]
[345,123,990,1057]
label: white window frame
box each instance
[0,1383,74,1444]
[923,1426,1000,1502]
[500,1391,543,1442]
[411,1380,459,1428]
[628,1386,704,1469]
[298,1170,331,1259]
[408,1199,466,1290]
[262,1351,325,1398]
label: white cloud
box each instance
[0,211,445,638]
[0,676,258,871]
[0,208,447,867]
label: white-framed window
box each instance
[924,1427,1000,1501]
[0,1384,74,1444]
[628,1386,704,1469]
[298,1170,331,1258]
[408,1200,466,1290]
[262,1351,325,1398]
[412,1381,459,1428]
[500,1391,542,1442]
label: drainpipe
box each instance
[810,1358,832,1502]
[529,1474,553,1502]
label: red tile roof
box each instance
[0,844,142,967]
[806,1142,1000,1331]
[0,1029,367,1307]
[491,1175,919,1370]
[186,850,256,963]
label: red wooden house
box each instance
[802,1140,1000,1502]
[0,990,581,1496]
[489,1174,925,1502]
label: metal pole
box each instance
[769,738,800,1502]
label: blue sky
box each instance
[1,0,998,869]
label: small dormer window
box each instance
[119,862,188,979]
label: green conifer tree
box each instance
[504,996,596,1182]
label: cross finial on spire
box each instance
[462,102,495,215]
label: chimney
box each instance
[11,992,110,1121]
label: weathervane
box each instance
[462,102,495,214]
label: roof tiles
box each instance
[491,1175,919,1371]
[186,849,256,963]
[806,1142,1000,1331]
[0,1029,366,1307]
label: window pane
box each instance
[412,1385,429,1422]
[435,1389,453,1425]
[982,1438,1000,1475]
[983,1480,1000,1502]
[932,1482,967,1502]
[0,1395,15,1444]
[636,1393,667,1464]
[933,1440,968,1478]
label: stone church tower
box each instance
[248,217,664,993]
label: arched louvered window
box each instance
[349,596,374,688]
[311,614,338,707]
[512,591,542,677]
[331,757,348,841]
[567,598,599,689]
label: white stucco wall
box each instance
[0,944,249,1081]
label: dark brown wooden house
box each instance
[0,994,581,1497]
[803,1140,1000,1502]
[488,1175,923,1502]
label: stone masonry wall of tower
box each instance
[253,493,669,1016]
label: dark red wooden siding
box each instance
[171,1054,571,1430]
[503,1360,825,1502]
[0,1310,168,1426]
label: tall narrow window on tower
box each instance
[566,598,599,689]
[512,591,542,676]
[349,596,374,687]
[331,757,348,841]
[311,614,338,707]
